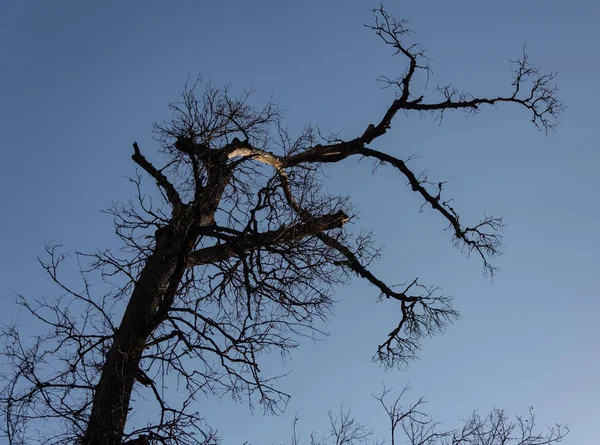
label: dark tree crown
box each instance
[0,7,563,445]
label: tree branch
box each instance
[227,137,503,275]
[132,141,183,211]
[357,146,504,275]
[187,210,349,267]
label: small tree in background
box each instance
[1,6,565,445]
[299,385,567,445]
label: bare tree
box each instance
[0,6,563,445]
[289,386,568,445]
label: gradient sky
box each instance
[1,1,598,444]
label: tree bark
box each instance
[82,237,180,444]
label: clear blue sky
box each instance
[1,1,598,443]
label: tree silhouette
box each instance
[298,385,567,445]
[1,6,564,445]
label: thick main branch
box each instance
[223,136,502,274]
[187,211,349,267]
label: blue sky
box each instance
[1,1,598,443]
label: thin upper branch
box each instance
[317,233,412,303]
[132,142,183,211]
[361,6,563,140]
[357,147,504,274]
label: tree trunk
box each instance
[82,240,179,444]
